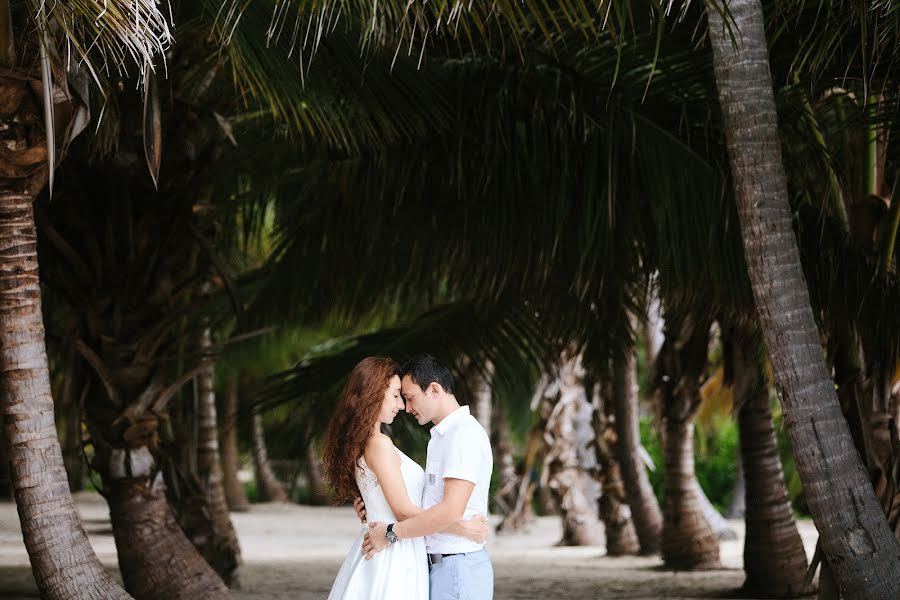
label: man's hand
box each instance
[353,497,367,524]
[353,497,366,525]
[361,522,388,559]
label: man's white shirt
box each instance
[422,405,493,554]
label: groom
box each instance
[360,354,494,599]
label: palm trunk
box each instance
[469,360,494,434]
[491,404,518,520]
[592,382,640,555]
[305,436,330,505]
[662,419,721,569]
[91,398,231,600]
[656,314,720,569]
[251,410,288,502]
[81,376,231,599]
[497,421,539,533]
[540,352,602,545]
[707,1,900,595]
[0,189,132,600]
[732,334,811,597]
[196,329,242,585]
[613,343,663,554]
[107,471,230,600]
[220,378,249,511]
[724,451,746,519]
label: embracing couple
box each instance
[323,355,494,599]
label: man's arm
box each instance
[353,495,486,540]
[362,478,475,558]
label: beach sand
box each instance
[0,492,818,599]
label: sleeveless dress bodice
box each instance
[356,448,425,522]
[327,446,428,600]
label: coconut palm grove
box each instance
[1,1,899,599]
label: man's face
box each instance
[401,375,434,425]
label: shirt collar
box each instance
[431,405,470,437]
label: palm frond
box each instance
[257,301,550,452]
[768,0,900,91]
[29,0,172,88]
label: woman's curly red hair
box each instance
[322,356,401,503]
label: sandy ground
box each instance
[0,492,819,599]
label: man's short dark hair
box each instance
[401,354,454,394]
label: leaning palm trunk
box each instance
[467,360,494,433]
[491,403,519,521]
[196,329,242,584]
[592,382,640,555]
[539,353,602,546]
[732,333,811,597]
[252,409,288,502]
[655,314,720,569]
[36,190,231,599]
[107,470,229,600]
[832,323,900,536]
[85,378,231,600]
[612,341,663,554]
[1,194,134,600]
[707,1,900,595]
[496,421,540,532]
[220,378,250,511]
[305,431,330,505]
[0,65,133,599]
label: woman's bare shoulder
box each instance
[364,433,397,460]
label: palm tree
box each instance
[537,352,603,546]
[706,0,900,595]
[0,1,174,597]
[728,327,811,597]
[186,0,896,584]
[304,431,330,505]
[36,181,231,600]
[591,380,640,555]
[251,408,289,502]
[197,328,242,584]
[653,312,721,569]
[220,377,250,511]
[611,314,663,555]
[0,182,134,600]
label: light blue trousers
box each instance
[429,549,494,599]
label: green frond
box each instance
[255,301,551,453]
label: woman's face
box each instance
[378,375,404,424]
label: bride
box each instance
[323,357,487,599]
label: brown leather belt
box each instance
[427,553,461,565]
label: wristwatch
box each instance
[385,523,398,544]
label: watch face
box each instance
[386,525,398,544]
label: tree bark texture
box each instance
[708,1,900,594]
[612,343,663,555]
[252,410,288,502]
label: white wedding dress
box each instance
[327,447,429,600]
